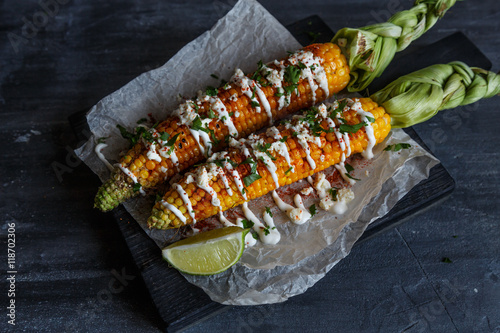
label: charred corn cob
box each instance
[95,43,350,211]
[148,97,391,229]
[96,0,457,212]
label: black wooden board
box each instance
[69,16,492,332]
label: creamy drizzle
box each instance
[173,183,195,222]
[94,143,114,172]
[271,190,311,225]
[351,99,376,159]
[218,212,257,247]
[242,203,280,245]
[160,201,187,224]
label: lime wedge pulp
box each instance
[162,226,249,276]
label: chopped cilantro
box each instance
[165,133,180,147]
[252,233,259,240]
[97,137,108,144]
[117,124,153,147]
[365,116,375,123]
[241,219,254,229]
[251,101,260,108]
[210,74,219,79]
[160,132,170,141]
[329,188,338,201]
[285,167,293,175]
[346,173,361,181]
[284,65,301,85]
[132,183,142,192]
[136,118,147,124]
[206,86,218,96]
[256,143,276,161]
[309,204,317,217]
[345,163,354,173]
[292,131,298,137]
[262,226,270,236]
[279,136,288,142]
[243,173,262,187]
[265,207,273,217]
[338,122,365,134]
[275,91,284,97]
[229,112,234,117]
[191,116,210,133]
[329,100,347,119]
[208,108,216,119]
[384,143,412,152]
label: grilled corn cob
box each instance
[95,43,350,211]
[96,0,456,212]
[148,98,391,229]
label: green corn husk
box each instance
[332,0,457,92]
[370,61,500,128]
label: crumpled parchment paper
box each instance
[75,0,439,305]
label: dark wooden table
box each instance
[1,0,499,332]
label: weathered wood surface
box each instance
[1,0,499,332]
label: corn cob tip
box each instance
[94,170,136,212]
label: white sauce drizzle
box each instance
[242,203,280,245]
[351,99,376,159]
[193,166,221,209]
[210,97,239,137]
[262,64,288,109]
[218,212,257,247]
[230,68,272,124]
[271,190,311,225]
[146,143,162,163]
[173,183,195,222]
[188,128,205,156]
[94,143,114,172]
[115,163,145,195]
[288,50,330,103]
[160,201,187,224]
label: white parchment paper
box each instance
[75,0,439,305]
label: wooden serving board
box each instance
[69,16,491,332]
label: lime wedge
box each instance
[162,226,249,276]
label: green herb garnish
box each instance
[265,207,273,217]
[309,204,317,217]
[243,173,262,187]
[132,183,142,192]
[338,122,366,134]
[206,86,218,96]
[384,143,412,152]
[241,219,254,229]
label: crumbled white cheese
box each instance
[287,207,304,224]
[318,103,328,118]
[185,174,195,184]
[229,93,238,102]
[337,188,355,203]
[300,187,313,196]
[319,196,334,211]
[313,172,331,198]
[146,144,162,163]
